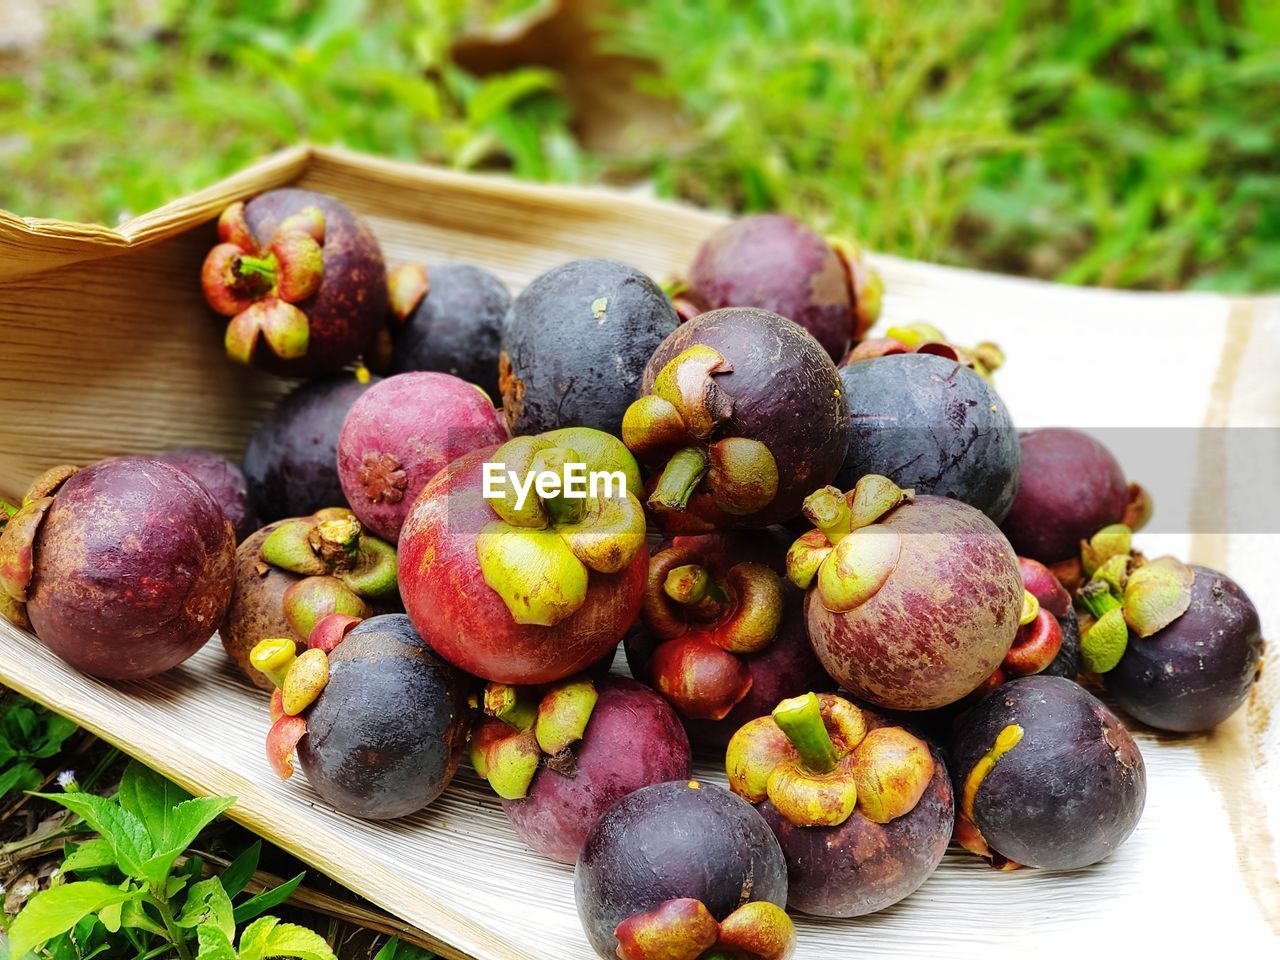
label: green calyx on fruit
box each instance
[472,677,599,800]
[387,263,429,323]
[727,692,933,830]
[614,898,796,960]
[828,234,884,342]
[622,346,780,519]
[786,476,910,612]
[1074,527,1194,674]
[476,429,646,628]
[0,465,79,628]
[260,509,397,639]
[202,199,327,365]
[845,320,1003,381]
[255,613,362,781]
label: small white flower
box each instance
[56,769,77,789]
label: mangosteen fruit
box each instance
[727,693,953,917]
[473,676,692,864]
[835,352,1019,522]
[337,371,509,542]
[243,374,376,523]
[948,675,1146,870]
[789,476,1023,710]
[1000,428,1150,571]
[575,780,793,960]
[499,258,678,437]
[156,447,258,541]
[625,530,832,746]
[678,214,882,361]
[221,508,398,689]
[387,262,510,399]
[624,307,849,530]
[200,189,387,376]
[398,428,648,684]
[0,458,234,679]
[255,613,469,819]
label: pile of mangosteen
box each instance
[0,191,1266,960]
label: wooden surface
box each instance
[1,147,1277,956]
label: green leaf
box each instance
[177,878,236,943]
[98,900,123,933]
[232,872,303,925]
[372,938,435,960]
[220,841,261,899]
[119,899,166,937]
[36,791,154,879]
[137,794,235,887]
[62,838,117,874]
[238,918,337,960]
[6,881,140,959]
[196,923,238,960]
[0,761,41,799]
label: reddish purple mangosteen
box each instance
[727,693,953,917]
[575,780,795,960]
[678,214,882,362]
[0,458,234,679]
[254,613,470,820]
[623,307,849,531]
[220,509,399,690]
[200,189,388,376]
[156,447,258,541]
[337,372,509,543]
[472,676,692,864]
[624,530,833,747]
[948,676,1146,870]
[243,374,376,523]
[788,477,1023,711]
[1000,428,1150,575]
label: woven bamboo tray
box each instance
[1,146,1278,957]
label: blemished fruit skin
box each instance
[500,259,678,436]
[686,214,860,361]
[156,447,258,541]
[239,188,388,377]
[392,262,510,399]
[759,735,953,917]
[501,678,692,864]
[298,614,469,820]
[1000,428,1130,564]
[836,353,1020,523]
[806,495,1023,711]
[397,446,648,685]
[337,372,509,543]
[24,457,234,680]
[948,676,1146,870]
[243,375,375,523]
[1105,565,1264,732]
[574,780,788,960]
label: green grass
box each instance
[0,0,1276,290]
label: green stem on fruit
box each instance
[236,252,277,283]
[1077,579,1122,619]
[772,693,838,775]
[802,487,852,545]
[648,446,710,511]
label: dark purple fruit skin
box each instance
[1042,606,1081,680]
[759,738,953,917]
[575,780,787,960]
[157,448,258,541]
[625,583,834,748]
[501,678,692,864]
[948,676,1146,869]
[687,215,855,361]
[500,259,678,436]
[835,354,1020,523]
[641,307,849,527]
[243,375,376,523]
[26,457,234,680]
[1105,566,1263,732]
[392,263,509,399]
[298,614,468,820]
[1000,428,1129,564]
[241,188,388,378]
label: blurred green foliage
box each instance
[0,0,1275,290]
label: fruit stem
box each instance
[1078,579,1122,619]
[802,487,852,545]
[237,252,277,283]
[648,446,710,511]
[772,693,838,775]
